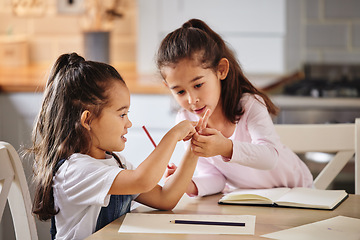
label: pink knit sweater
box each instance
[176,94,313,196]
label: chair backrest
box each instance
[274,118,359,195]
[0,141,38,240]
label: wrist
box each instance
[222,139,233,159]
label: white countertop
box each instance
[271,95,360,109]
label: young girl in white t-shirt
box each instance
[29,52,207,240]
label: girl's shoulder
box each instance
[67,153,121,168]
[68,153,97,164]
[240,93,265,109]
[241,93,264,103]
[58,153,128,178]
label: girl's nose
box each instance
[127,118,132,128]
[188,93,199,105]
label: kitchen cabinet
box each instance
[272,96,360,124]
[0,93,42,150]
[138,0,285,74]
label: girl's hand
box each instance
[191,128,233,158]
[163,163,198,196]
[171,120,197,142]
[163,163,177,184]
[162,111,210,191]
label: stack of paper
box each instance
[261,216,360,240]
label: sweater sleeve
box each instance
[229,95,280,170]
[192,158,227,197]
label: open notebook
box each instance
[218,187,348,210]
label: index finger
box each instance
[195,117,203,132]
[200,109,211,131]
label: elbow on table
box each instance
[155,199,178,211]
[152,190,184,211]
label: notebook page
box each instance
[275,188,347,208]
[119,213,256,235]
[221,188,291,203]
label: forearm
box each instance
[135,131,180,188]
[136,146,198,210]
[161,147,198,200]
[109,131,180,194]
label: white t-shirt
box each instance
[53,152,135,240]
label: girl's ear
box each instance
[217,58,230,80]
[81,110,91,131]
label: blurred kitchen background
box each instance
[0,0,360,239]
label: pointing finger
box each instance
[200,109,211,130]
[195,117,203,132]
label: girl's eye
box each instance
[177,90,185,95]
[194,83,203,89]
[120,111,129,118]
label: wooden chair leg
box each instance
[314,151,354,190]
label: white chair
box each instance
[274,118,360,195]
[0,141,38,240]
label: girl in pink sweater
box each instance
[157,19,313,197]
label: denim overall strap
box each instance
[95,194,133,231]
[50,216,56,240]
[50,156,133,239]
[51,159,66,240]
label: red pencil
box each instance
[142,125,157,147]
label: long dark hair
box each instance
[29,52,125,221]
[157,19,278,123]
